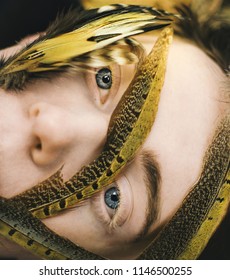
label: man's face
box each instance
[0,33,228,259]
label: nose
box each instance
[29,102,76,166]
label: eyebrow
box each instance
[132,149,161,243]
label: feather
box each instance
[70,38,145,70]
[0,4,180,90]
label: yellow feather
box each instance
[0,5,178,89]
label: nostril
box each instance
[35,142,42,150]
[34,137,42,150]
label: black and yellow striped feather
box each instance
[0,4,180,90]
[0,197,102,260]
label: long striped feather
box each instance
[0,4,180,90]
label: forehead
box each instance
[140,33,227,104]
[141,33,228,224]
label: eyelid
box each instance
[90,175,133,232]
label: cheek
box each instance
[0,160,53,198]
[42,203,110,254]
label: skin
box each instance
[0,32,228,259]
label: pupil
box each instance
[111,194,118,202]
[102,75,110,84]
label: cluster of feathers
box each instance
[0,4,180,91]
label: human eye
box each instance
[85,64,121,106]
[85,61,136,110]
[91,176,133,232]
[104,185,120,211]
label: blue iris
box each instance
[96,68,112,89]
[104,186,119,209]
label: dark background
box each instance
[0,0,82,49]
[0,0,229,260]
